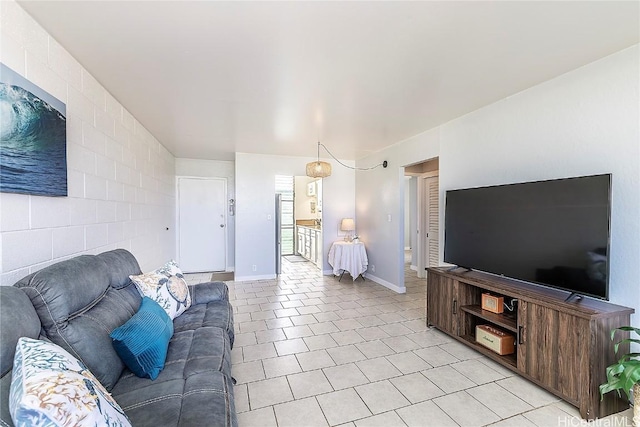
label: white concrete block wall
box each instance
[0,0,176,285]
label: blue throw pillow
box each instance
[111,297,173,380]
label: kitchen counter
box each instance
[297,225,321,230]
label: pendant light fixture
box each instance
[305,141,388,179]
[306,141,332,178]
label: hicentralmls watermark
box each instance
[557,416,635,427]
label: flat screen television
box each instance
[443,174,611,300]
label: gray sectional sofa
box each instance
[0,249,237,426]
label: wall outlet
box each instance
[370,265,375,273]
[252,264,257,271]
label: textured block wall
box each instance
[0,0,176,284]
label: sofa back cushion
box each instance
[0,286,42,427]
[13,250,142,391]
[0,286,41,378]
[98,249,144,290]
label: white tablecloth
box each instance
[328,241,368,280]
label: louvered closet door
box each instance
[425,176,439,267]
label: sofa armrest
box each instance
[189,281,229,305]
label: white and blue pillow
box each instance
[129,260,191,319]
[9,337,131,427]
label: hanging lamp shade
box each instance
[306,160,332,178]
[306,141,332,178]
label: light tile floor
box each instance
[184,256,633,427]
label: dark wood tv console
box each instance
[426,267,634,420]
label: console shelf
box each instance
[427,267,634,420]
[459,333,518,368]
[459,305,517,332]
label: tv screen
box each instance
[443,174,611,300]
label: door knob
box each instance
[220,224,225,228]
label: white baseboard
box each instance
[410,265,418,271]
[322,269,406,294]
[234,274,277,282]
[365,274,406,294]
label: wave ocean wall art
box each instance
[1,63,67,197]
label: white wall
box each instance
[408,176,418,267]
[358,46,639,322]
[0,0,176,284]
[439,46,639,317]
[294,176,319,220]
[355,129,440,292]
[235,152,355,280]
[175,158,235,270]
[404,176,411,249]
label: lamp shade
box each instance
[340,218,355,232]
[306,161,332,178]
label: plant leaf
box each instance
[600,359,640,401]
[617,354,640,364]
[620,364,640,400]
[613,339,640,354]
[611,326,640,341]
[602,326,640,401]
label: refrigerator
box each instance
[275,193,282,275]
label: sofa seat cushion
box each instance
[173,300,235,347]
[189,282,229,305]
[112,326,232,393]
[113,371,236,427]
[111,326,235,426]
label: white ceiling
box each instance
[18,1,639,161]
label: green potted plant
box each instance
[599,326,640,425]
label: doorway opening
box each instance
[275,175,323,273]
[276,175,295,257]
[404,158,439,279]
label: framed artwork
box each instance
[0,63,67,197]
[307,181,316,196]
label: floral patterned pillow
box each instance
[155,259,183,278]
[129,261,191,319]
[9,337,131,427]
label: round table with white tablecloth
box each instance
[327,241,368,281]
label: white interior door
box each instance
[178,177,227,272]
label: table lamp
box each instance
[340,218,355,242]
